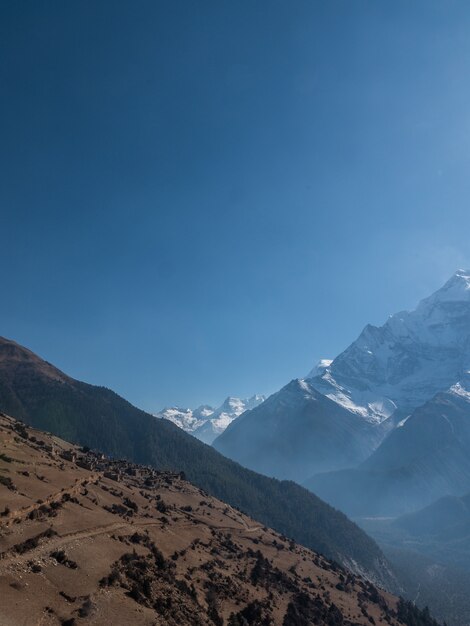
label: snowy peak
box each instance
[308,270,470,422]
[193,405,216,419]
[155,394,265,444]
[213,395,265,422]
[154,405,215,433]
[307,359,333,379]
[448,371,470,401]
[449,380,470,401]
[217,396,248,415]
[419,269,470,307]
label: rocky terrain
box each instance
[0,413,436,626]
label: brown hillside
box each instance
[0,413,424,626]
[0,336,69,384]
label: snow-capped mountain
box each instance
[155,405,215,434]
[214,270,470,490]
[155,395,265,444]
[308,269,470,422]
[301,270,470,516]
[213,379,382,482]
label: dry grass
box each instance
[0,413,404,626]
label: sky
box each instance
[1,1,470,411]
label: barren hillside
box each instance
[0,413,436,626]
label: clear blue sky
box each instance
[1,0,470,410]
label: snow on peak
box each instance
[219,397,246,413]
[449,381,470,401]
[155,394,266,444]
[154,406,215,433]
[448,372,470,401]
[417,269,470,310]
[307,359,333,379]
[298,379,312,393]
[440,269,470,297]
[396,415,411,428]
[308,270,470,422]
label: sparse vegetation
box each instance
[12,528,57,554]
[0,476,16,490]
[395,598,442,626]
[78,598,94,618]
[50,550,78,569]
[0,412,445,626]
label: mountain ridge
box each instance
[307,374,470,516]
[214,379,382,482]
[156,394,265,444]
[308,269,470,422]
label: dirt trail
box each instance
[220,504,263,533]
[1,475,100,528]
[175,503,263,534]
[0,516,185,569]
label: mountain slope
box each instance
[0,336,393,586]
[380,491,470,573]
[381,546,470,626]
[1,413,428,626]
[214,379,381,483]
[394,492,470,537]
[307,376,470,516]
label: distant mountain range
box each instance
[155,395,265,444]
[214,270,470,518]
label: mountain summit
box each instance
[156,395,265,444]
[214,379,381,482]
[308,269,470,422]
